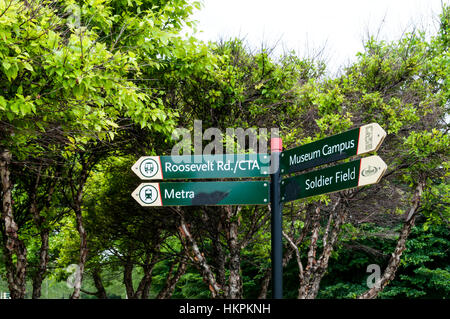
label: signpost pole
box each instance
[270,137,283,299]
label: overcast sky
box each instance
[187,0,445,74]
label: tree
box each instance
[81,156,184,299]
[152,39,326,298]
[155,7,449,299]
[278,6,449,298]
[0,0,196,298]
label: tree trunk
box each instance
[80,268,108,299]
[32,230,49,299]
[258,236,301,299]
[358,182,424,299]
[157,258,187,299]
[70,162,90,299]
[0,150,27,299]
[258,204,315,299]
[225,206,242,299]
[123,258,136,299]
[212,231,226,289]
[178,213,222,298]
[141,275,152,299]
[31,168,56,299]
[297,203,348,299]
[92,268,107,299]
[135,251,159,299]
[71,207,88,299]
[257,270,271,299]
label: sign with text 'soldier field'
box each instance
[132,154,270,180]
[281,155,387,202]
[280,123,386,175]
[132,181,270,206]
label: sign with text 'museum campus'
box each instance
[280,123,386,175]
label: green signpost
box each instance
[131,154,270,180]
[132,181,270,206]
[131,123,388,299]
[280,123,386,175]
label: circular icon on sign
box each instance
[361,165,378,177]
[140,158,159,178]
[139,185,158,204]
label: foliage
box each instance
[316,223,450,299]
[0,0,177,161]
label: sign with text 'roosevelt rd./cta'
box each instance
[131,154,270,180]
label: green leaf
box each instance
[22,61,34,72]
[2,60,11,70]
[10,101,19,114]
[0,96,6,110]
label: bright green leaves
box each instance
[399,129,449,221]
[404,129,449,163]
[46,30,59,49]
[339,29,443,139]
[314,84,345,116]
[2,58,19,81]
[0,0,193,164]
[356,92,420,134]
[11,94,35,116]
[0,95,6,111]
[353,33,427,93]
[0,94,36,122]
[421,183,450,229]
[315,112,353,136]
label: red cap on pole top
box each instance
[270,137,283,152]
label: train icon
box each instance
[144,161,154,174]
[145,188,154,200]
[138,185,158,204]
[139,158,158,178]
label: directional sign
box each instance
[132,181,270,206]
[281,155,387,202]
[280,123,386,175]
[131,154,270,180]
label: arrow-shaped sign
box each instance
[131,154,270,180]
[132,180,270,206]
[281,155,387,202]
[280,123,386,175]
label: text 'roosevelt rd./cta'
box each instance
[132,154,270,180]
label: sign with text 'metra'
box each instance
[132,181,270,207]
